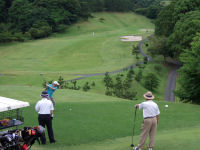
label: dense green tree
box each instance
[8,0,33,32]
[135,70,143,82]
[176,34,200,104]
[146,5,162,19]
[155,0,200,37]
[0,0,6,23]
[122,69,137,100]
[147,36,171,60]
[104,72,113,95]
[113,74,123,98]
[79,0,105,12]
[105,0,133,12]
[79,1,91,19]
[167,11,200,57]
[155,3,175,36]
[83,82,90,91]
[58,76,65,89]
[144,73,160,91]
[172,0,200,24]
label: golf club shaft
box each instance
[131,107,137,146]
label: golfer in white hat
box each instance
[134,91,160,150]
[46,81,60,105]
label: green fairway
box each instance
[0,86,200,149]
[32,126,200,150]
[0,12,154,86]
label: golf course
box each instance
[0,12,200,150]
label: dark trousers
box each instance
[38,114,55,144]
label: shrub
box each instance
[144,73,160,91]
[135,70,143,82]
[83,82,90,92]
[154,65,162,72]
[29,25,52,39]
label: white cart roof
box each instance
[0,96,30,112]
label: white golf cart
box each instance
[0,96,31,149]
[0,96,30,130]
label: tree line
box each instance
[0,0,163,43]
[151,0,200,104]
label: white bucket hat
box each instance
[53,81,60,86]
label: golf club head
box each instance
[130,144,134,147]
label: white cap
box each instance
[53,81,60,86]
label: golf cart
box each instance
[0,96,44,150]
[0,96,30,130]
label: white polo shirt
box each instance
[139,100,160,119]
[35,98,54,115]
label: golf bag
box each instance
[0,125,44,150]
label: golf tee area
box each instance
[0,13,200,150]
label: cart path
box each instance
[164,61,181,102]
[67,34,179,102]
[67,35,153,81]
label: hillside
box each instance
[0,12,199,150]
[0,86,200,150]
[0,12,154,86]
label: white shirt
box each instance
[139,100,160,118]
[35,98,54,114]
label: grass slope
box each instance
[0,12,154,86]
[33,127,200,150]
[0,86,200,149]
[0,12,199,150]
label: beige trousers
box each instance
[138,117,157,149]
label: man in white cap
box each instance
[46,81,60,105]
[134,91,160,150]
[35,91,56,144]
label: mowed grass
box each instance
[0,12,154,86]
[33,127,200,150]
[0,86,200,149]
[1,11,199,150]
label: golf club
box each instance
[131,106,137,148]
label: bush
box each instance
[54,24,68,33]
[135,70,143,82]
[12,32,25,42]
[144,73,160,91]
[29,25,52,39]
[135,8,148,16]
[154,65,162,72]
[83,82,90,92]
[144,57,148,64]
[58,76,65,89]
[91,81,95,87]
[0,32,13,43]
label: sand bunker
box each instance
[120,36,142,42]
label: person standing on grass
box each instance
[46,81,60,105]
[35,91,56,144]
[134,91,160,150]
